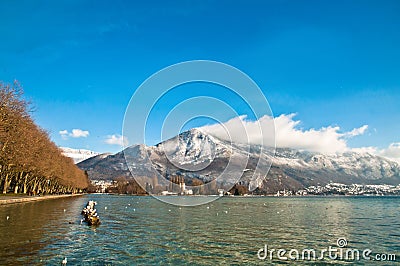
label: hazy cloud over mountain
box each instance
[380,143,400,162]
[354,143,400,164]
[199,114,368,154]
[105,134,128,146]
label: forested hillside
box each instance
[0,81,88,195]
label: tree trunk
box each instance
[2,173,9,194]
[32,178,38,195]
[23,173,29,194]
[13,171,23,194]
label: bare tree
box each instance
[0,81,88,195]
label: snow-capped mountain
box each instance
[77,129,400,193]
[158,129,218,171]
[60,147,100,164]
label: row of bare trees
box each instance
[0,81,88,195]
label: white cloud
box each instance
[59,129,90,139]
[105,134,129,146]
[199,114,369,154]
[59,130,68,135]
[59,130,69,140]
[352,143,400,164]
[344,125,368,137]
[379,143,400,163]
[70,129,90,138]
[351,146,377,154]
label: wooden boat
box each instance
[81,200,101,226]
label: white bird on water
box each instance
[6,216,9,220]
[62,257,67,265]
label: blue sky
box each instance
[1,0,399,155]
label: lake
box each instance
[0,195,399,265]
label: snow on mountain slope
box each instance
[270,148,400,180]
[77,129,400,192]
[60,147,100,164]
[157,129,221,171]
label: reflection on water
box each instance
[0,196,87,265]
[0,195,399,265]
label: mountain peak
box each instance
[190,128,204,133]
[78,131,400,192]
[180,128,206,137]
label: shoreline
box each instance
[0,194,85,205]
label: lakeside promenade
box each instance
[0,194,84,205]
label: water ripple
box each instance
[0,195,399,265]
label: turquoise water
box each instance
[0,195,399,265]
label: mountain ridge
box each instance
[60,147,101,164]
[77,129,400,193]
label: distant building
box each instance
[166,175,193,195]
[161,191,178,196]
